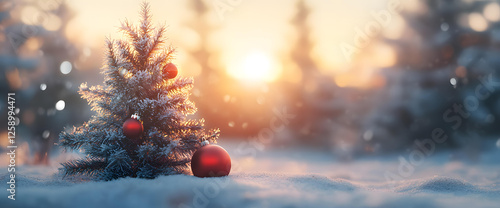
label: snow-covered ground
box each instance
[1,141,499,208]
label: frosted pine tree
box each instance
[59,3,219,180]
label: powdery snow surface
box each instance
[1,142,500,208]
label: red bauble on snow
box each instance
[191,142,231,177]
[122,114,143,139]
[162,63,178,79]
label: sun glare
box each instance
[227,51,281,83]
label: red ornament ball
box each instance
[191,144,231,177]
[122,118,143,139]
[163,63,178,79]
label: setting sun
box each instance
[226,51,281,83]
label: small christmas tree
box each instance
[59,2,219,180]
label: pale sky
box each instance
[62,0,409,87]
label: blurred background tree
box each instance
[276,1,370,159]
[0,0,87,164]
[362,0,500,156]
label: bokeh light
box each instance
[469,13,488,32]
[484,3,500,22]
[55,100,65,111]
[42,130,50,139]
[60,61,72,75]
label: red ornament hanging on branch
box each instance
[191,141,231,177]
[162,63,178,79]
[123,113,143,139]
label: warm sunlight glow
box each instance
[227,51,281,83]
